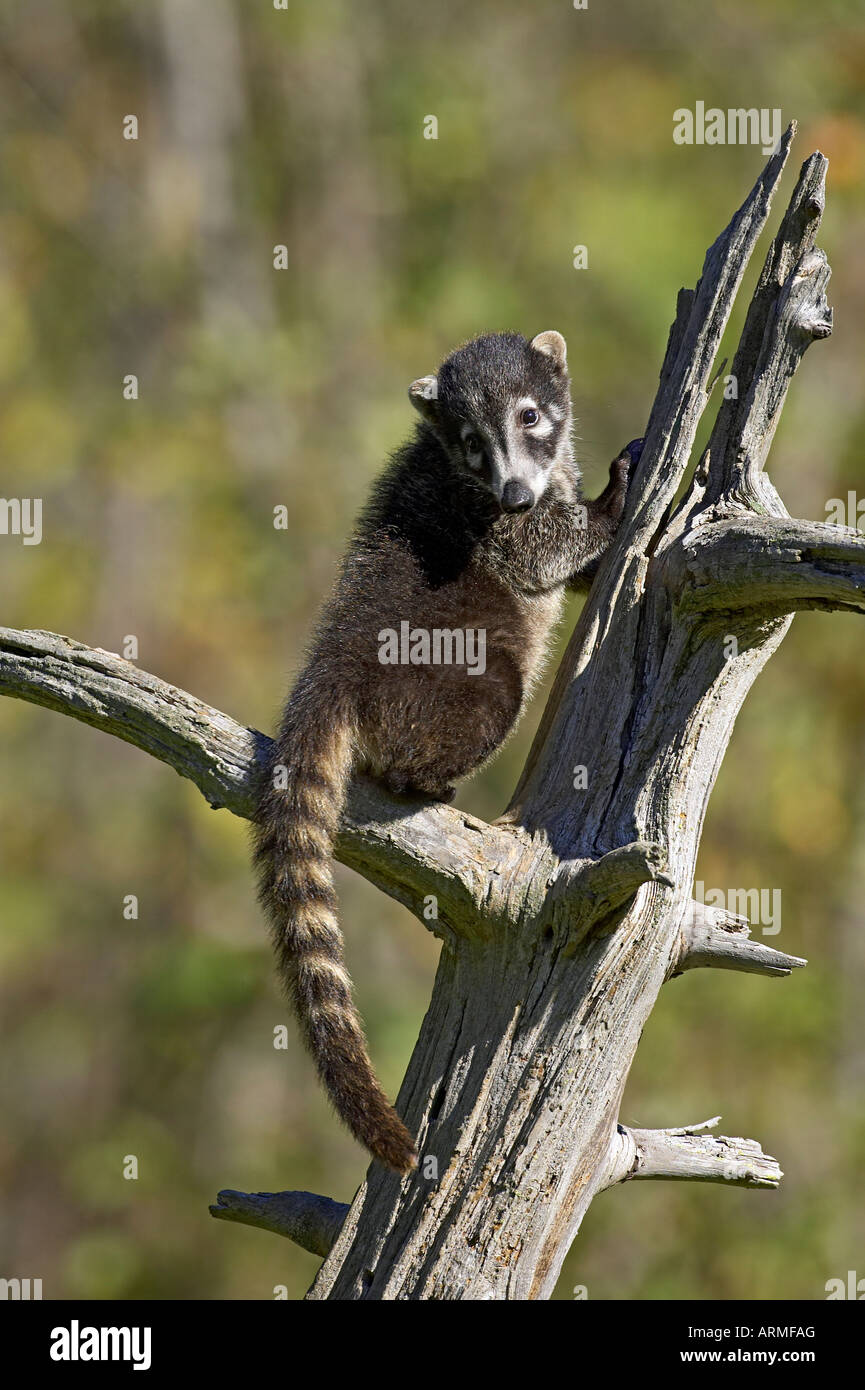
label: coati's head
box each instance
[408,331,574,513]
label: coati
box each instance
[254,330,640,1173]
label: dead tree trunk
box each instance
[1,128,860,1300]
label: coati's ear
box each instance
[408,374,439,421]
[530,330,567,370]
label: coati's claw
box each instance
[624,437,644,466]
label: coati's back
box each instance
[254,330,627,1172]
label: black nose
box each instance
[500,480,534,513]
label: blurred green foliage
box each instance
[1,0,864,1301]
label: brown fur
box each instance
[254,332,636,1171]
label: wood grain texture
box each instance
[209,1189,348,1256]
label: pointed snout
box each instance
[500,480,535,513]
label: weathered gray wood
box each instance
[675,901,807,977]
[667,515,865,617]
[0,132,855,1300]
[601,1117,782,1189]
[209,1189,348,1256]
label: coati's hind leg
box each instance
[374,672,523,804]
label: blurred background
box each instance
[1,0,864,1301]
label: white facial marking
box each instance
[516,396,554,439]
[482,396,551,505]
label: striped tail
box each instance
[253,689,417,1173]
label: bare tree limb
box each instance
[602,1117,783,1190]
[696,150,831,513]
[673,900,807,977]
[669,516,865,618]
[209,1189,348,1256]
[0,626,513,942]
[550,840,674,956]
[0,627,263,815]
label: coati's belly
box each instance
[349,552,564,792]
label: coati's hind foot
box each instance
[382,769,456,803]
[412,779,457,803]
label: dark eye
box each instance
[521,407,540,427]
[464,433,482,454]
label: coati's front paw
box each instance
[605,438,643,518]
[611,437,643,485]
